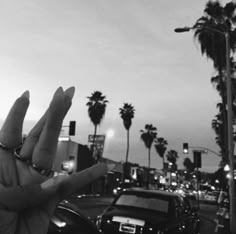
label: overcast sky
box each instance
[1,0,232,172]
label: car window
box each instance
[115,194,169,214]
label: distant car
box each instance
[204,190,219,204]
[48,200,102,234]
[112,181,138,196]
[97,188,200,234]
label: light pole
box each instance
[175,25,235,234]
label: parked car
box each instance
[97,188,200,234]
[48,200,102,234]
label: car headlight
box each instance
[96,215,102,228]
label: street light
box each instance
[175,25,235,233]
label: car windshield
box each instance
[114,193,170,214]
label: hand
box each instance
[0,87,109,234]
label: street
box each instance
[69,194,218,233]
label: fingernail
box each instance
[54,87,64,96]
[64,87,75,99]
[21,90,30,99]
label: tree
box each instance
[140,124,158,169]
[193,1,236,71]
[166,150,179,170]
[154,137,168,170]
[119,103,135,163]
[86,91,108,161]
[211,108,226,158]
[140,124,157,188]
[183,157,195,172]
[193,0,236,163]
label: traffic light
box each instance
[183,143,189,154]
[69,121,76,136]
[193,151,202,168]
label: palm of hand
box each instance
[0,149,60,234]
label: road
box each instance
[69,194,218,233]
[199,202,217,233]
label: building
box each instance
[54,138,94,174]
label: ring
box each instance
[32,163,55,177]
[14,150,29,163]
[0,142,22,153]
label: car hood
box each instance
[102,206,170,227]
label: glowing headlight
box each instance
[96,215,102,228]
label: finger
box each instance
[0,183,57,211]
[32,87,67,170]
[19,111,47,161]
[63,86,75,115]
[42,163,113,199]
[0,91,29,149]
[20,87,75,161]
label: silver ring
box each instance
[14,150,29,163]
[32,163,54,177]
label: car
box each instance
[112,181,139,196]
[97,188,200,234]
[48,200,102,234]
[204,190,219,204]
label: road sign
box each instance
[88,134,105,144]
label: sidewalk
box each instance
[199,205,231,234]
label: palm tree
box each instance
[140,124,157,169]
[119,103,135,163]
[193,1,236,71]
[166,150,179,170]
[211,107,226,158]
[183,157,194,173]
[86,91,108,161]
[154,137,168,170]
[193,0,236,162]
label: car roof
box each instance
[121,188,182,198]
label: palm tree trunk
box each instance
[125,129,130,163]
[90,124,98,194]
[162,156,165,170]
[147,148,151,189]
[148,148,151,168]
[92,124,97,162]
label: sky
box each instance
[0,0,233,172]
